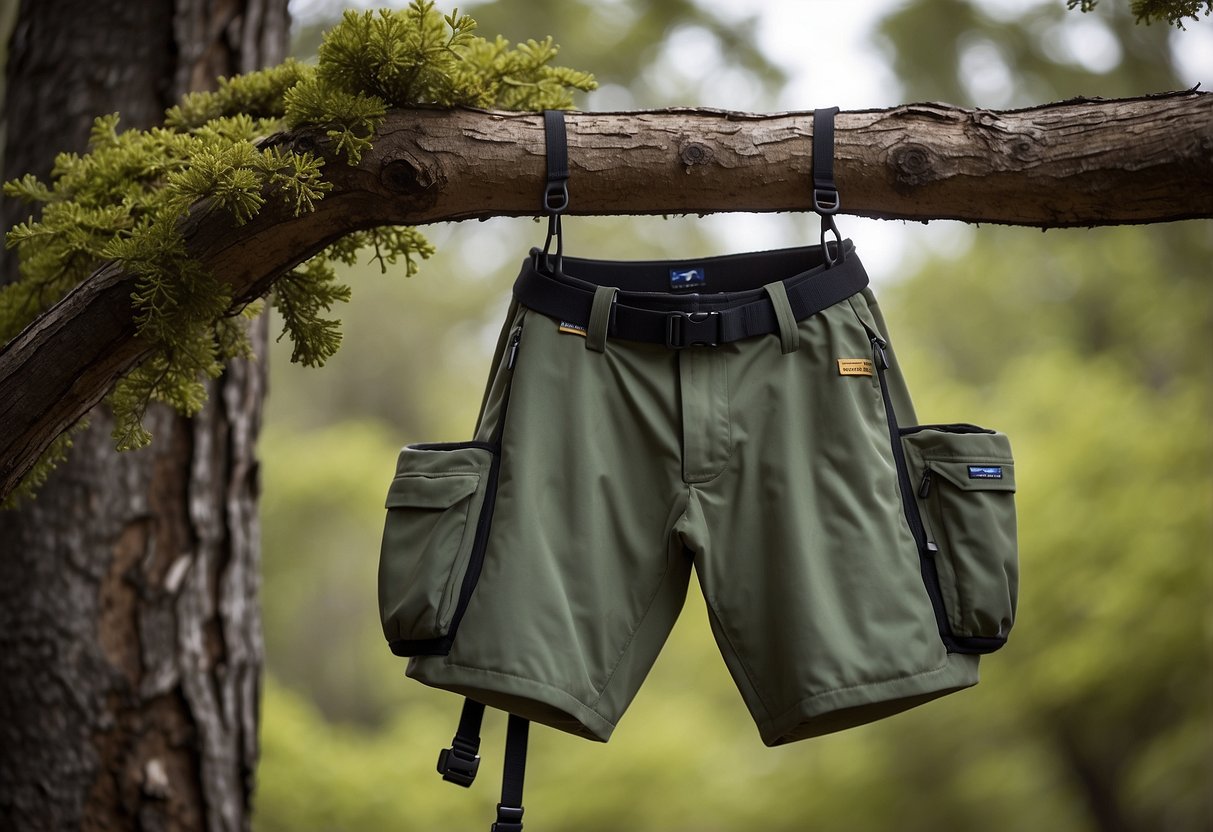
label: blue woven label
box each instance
[670,266,705,289]
[968,465,1003,479]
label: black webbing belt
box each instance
[513,247,868,349]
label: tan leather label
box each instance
[837,358,874,377]
[558,321,587,337]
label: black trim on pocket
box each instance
[380,325,525,658]
[412,440,498,453]
[866,333,954,648]
[867,332,1018,655]
[379,442,494,656]
[899,423,994,436]
[901,429,1017,653]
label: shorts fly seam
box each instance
[761,654,953,731]
[701,591,777,723]
[683,351,735,485]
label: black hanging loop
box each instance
[820,212,843,266]
[542,213,564,273]
[812,107,845,266]
[540,109,570,275]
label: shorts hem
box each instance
[756,652,981,746]
[406,659,616,742]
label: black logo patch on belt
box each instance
[968,465,1004,479]
[670,265,706,290]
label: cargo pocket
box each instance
[900,425,1018,654]
[378,442,497,657]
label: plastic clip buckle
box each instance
[665,311,720,349]
[437,744,480,788]
[491,804,524,832]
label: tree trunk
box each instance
[0,1,286,830]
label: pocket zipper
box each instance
[507,326,522,371]
[867,330,953,642]
[916,467,941,553]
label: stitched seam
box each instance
[438,660,619,727]
[587,537,678,713]
[702,591,777,722]
[685,352,734,483]
[763,655,953,730]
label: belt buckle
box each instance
[665,310,720,349]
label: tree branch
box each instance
[2,91,1211,500]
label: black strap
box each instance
[542,110,569,208]
[812,107,844,264]
[437,703,531,831]
[491,716,530,832]
[436,699,485,787]
[515,244,867,349]
[812,107,840,214]
[541,109,569,273]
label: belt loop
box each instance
[586,285,618,353]
[763,281,800,354]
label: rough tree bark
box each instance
[0,90,1211,501]
[0,1,287,831]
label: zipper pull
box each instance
[918,466,933,498]
[506,327,523,370]
[869,335,889,371]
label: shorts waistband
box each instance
[512,241,869,348]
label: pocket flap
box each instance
[928,460,1016,492]
[385,473,481,509]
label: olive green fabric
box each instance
[901,427,1018,643]
[379,444,493,646]
[404,249,984,746]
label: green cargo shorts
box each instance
[379,242,1017,746]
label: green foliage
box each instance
[1068,0,1213,26]
[272,258,352,368]
[165,59,313,130]
[455,34,598,111]
[1,0,595,496]
[283,4,596,164]
[311,5,480,107]
[1,423,88,508]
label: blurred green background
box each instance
[254,2,1213,830]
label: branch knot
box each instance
[891,142,936,188]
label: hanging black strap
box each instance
[812,107,844,265]
[436,698,485,787]
[491,715,530,832]
[437,703,531,831]
[541,109,570,274]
